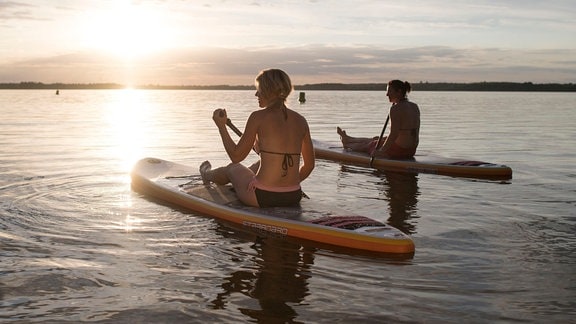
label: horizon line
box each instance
[1,81,575,92]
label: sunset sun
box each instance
[81,2,177,59]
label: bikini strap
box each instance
[259,149,300,156]
[280,153,294,177]
[260,149,300,177]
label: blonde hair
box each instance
[255,69,293,102]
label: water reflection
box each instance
[378,171,420,234]
[102,89,157,172]
[340,166,420,234]
[210,236,313,322]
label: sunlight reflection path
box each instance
[104,89,157,173]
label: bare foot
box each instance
[337,126,347,138]
[199,161,211,184]
[337,127,350,148]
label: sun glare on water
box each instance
[81,2,178,59]
[104,89,157,173]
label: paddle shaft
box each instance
[225,118,310,199]
[226,118,243,137]
[369,114,390,167]
[226,118,258,154]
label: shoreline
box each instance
[1,81,575,92]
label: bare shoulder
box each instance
[247,109,268,124]
[249,109,266,118]
[407,100,420,110]
[286,108,308,123]
[397,100,420,113]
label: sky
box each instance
[1,0,575,86]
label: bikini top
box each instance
[259,149,300,177]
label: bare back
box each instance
[250,106,313,187]
[392,100,420,148]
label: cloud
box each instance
[0,1,44,22]
[2,1,575,86]
[1,45,575,85]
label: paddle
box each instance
[226,118,243,139]
[225,118,260,155]
[369,114,390,167]
[225,118,310,199]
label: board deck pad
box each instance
[183,179,388,229]
[131,158,415,254]
[313,139,512,179]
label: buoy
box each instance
[298,92,306,103]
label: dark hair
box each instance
[388,80,411,98]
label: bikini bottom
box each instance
[385,142,416,159]
[369,140,416,159]
[249,178,302,207]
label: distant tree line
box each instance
[0,82,253,90]
[1,81,575,91]
[296,82,576,91]
[0,82,126,90]
[411,81,576,92]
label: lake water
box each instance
[1,89,574,323]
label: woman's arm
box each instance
[213,109,256,163]
[299,123,315,182]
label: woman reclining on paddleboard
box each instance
[337,80,420,159]
[200,68,315,207]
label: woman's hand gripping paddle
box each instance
[369,114,389,167]
[225,118,310,199]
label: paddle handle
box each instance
[226,118,243,137]
[218,110,243,137]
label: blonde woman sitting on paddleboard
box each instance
[337,80,420,159]
[200,68,315,207]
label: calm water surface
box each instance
[1,90,574,323]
